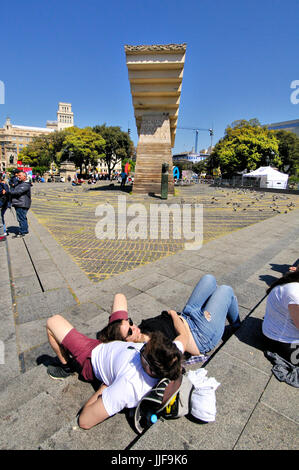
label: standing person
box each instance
[10,171,32,238]
[120,170,127,188]
[9,169,21,188]
[0,174,10,236]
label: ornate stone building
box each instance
[0,117,54,171]
[46,102,74,131]
[0,102,74,172]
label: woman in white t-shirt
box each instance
[262,267,299,363]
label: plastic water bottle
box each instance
[146,412,158,426]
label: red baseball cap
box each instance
[109,310,128,324]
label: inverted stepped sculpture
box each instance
[125,44,187,195]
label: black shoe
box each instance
[12,233,25,239]
[47,363,75,380]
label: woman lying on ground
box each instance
[46,314,184,429]
[97,274,242,357]
[262,267,299,364]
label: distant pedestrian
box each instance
[120,171,127,188]
[9,169,21,189]
[10,171,32,238]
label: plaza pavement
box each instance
[0,182,298,451]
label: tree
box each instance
[93,124,134,178]
[273,130,299,176]
[210,119,281,177]
[192,159,208,175]
[60,127,105,174]
[19,130,68,169]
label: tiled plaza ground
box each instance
[30,182,299,281]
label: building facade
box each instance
[96,158,122,174]
[47,102,74,131]
[0,102,74,172]
[267,119,299,137]
[0,117,54,171]
[172,147,212,165]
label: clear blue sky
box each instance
[1,0,298,153]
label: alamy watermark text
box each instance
[95,196,203,250]
[290,80,299,104]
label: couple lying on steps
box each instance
[46,269,299,429]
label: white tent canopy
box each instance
[242,166,288,189]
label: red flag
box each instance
[125,162,130,174]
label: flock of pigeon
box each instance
[208,189,297,214]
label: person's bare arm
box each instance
[78,383,109,430]
[288,304,299,330]
[167,310,189,352]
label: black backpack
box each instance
[133,372,193,434]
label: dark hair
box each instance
[96,320,123,343]
[267,267,299,295]
[144,331,182,381]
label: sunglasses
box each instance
[123,318,134,339]
[140,344,157,377]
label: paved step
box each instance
[0,364,91,450]
[0,362,141,450]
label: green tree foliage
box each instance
[19,127,105,174]
[209,119,281,177]
[192,159,208,175]
[93,124,134,178]
[61,127,105,173]
[19,130,69,169]
[273,129,299,176]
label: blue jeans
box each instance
[1,206,7,233]
[181,274,240,354]
[15,207,29,235]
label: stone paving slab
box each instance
[216,305,269,374]
[16,288,77,324]
[0,392,69,450]
[234,403,299,450]
[145,279,194,313]
[131,419,197,451]
[261,375,299,424]
[40,413,138,451]
[13,274,42,297]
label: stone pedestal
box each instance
[59,160,76,180]
[133,113,173,195]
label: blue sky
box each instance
[0,0,298,153]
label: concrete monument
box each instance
[125,44,186,195]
